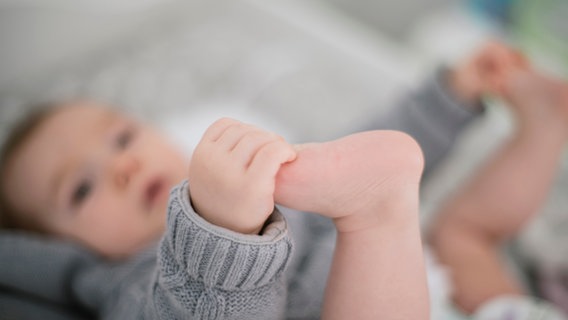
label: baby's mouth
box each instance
[144,177,166,209]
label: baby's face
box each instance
[3,102,188,258]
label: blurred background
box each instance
[0,0,567,318]
[0,0,568,123]
[0,0,566,103]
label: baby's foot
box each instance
[274,130,424,232]
[503,70,568,135]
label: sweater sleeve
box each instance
[357,68,485,177]
[146,180,293,320]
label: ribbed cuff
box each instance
[425,66,485,134]
[434,66,485,109]
[159,181,293,291]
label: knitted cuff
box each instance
[159,181,293,291]
[424,66,485,135]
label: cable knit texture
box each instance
[146,181,292,319]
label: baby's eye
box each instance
[71,180,93,207]
[116,127,136,150]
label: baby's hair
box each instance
[0,102,62,231]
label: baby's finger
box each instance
[202,117,241,142]
[479,42,528,74]
[247,140,297,180]
[478,48,525,94]
[477,45,511,76]
[216,122,259,151]
[231,130,283,168]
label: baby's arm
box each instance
[358,42,520,178]
[147,118,297,319]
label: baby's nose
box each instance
[112,153,140,187]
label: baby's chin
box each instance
[147,202,169,238]
[103,216,168,259]
[102,231,165,260]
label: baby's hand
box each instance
[449,41,529,102]
[188,118,296,234]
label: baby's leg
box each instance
[275,130,429,319]
[429,70,568,313]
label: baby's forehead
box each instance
[22,102,131,157]
[53,101,127,124]
[3,102,116,162]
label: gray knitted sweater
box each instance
[0,72,481,320]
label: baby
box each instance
[0,42,563,319]
[0,98,428,319]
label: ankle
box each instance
[332,132,424,232]
[333,185,421,233]
[514,118,568,143]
